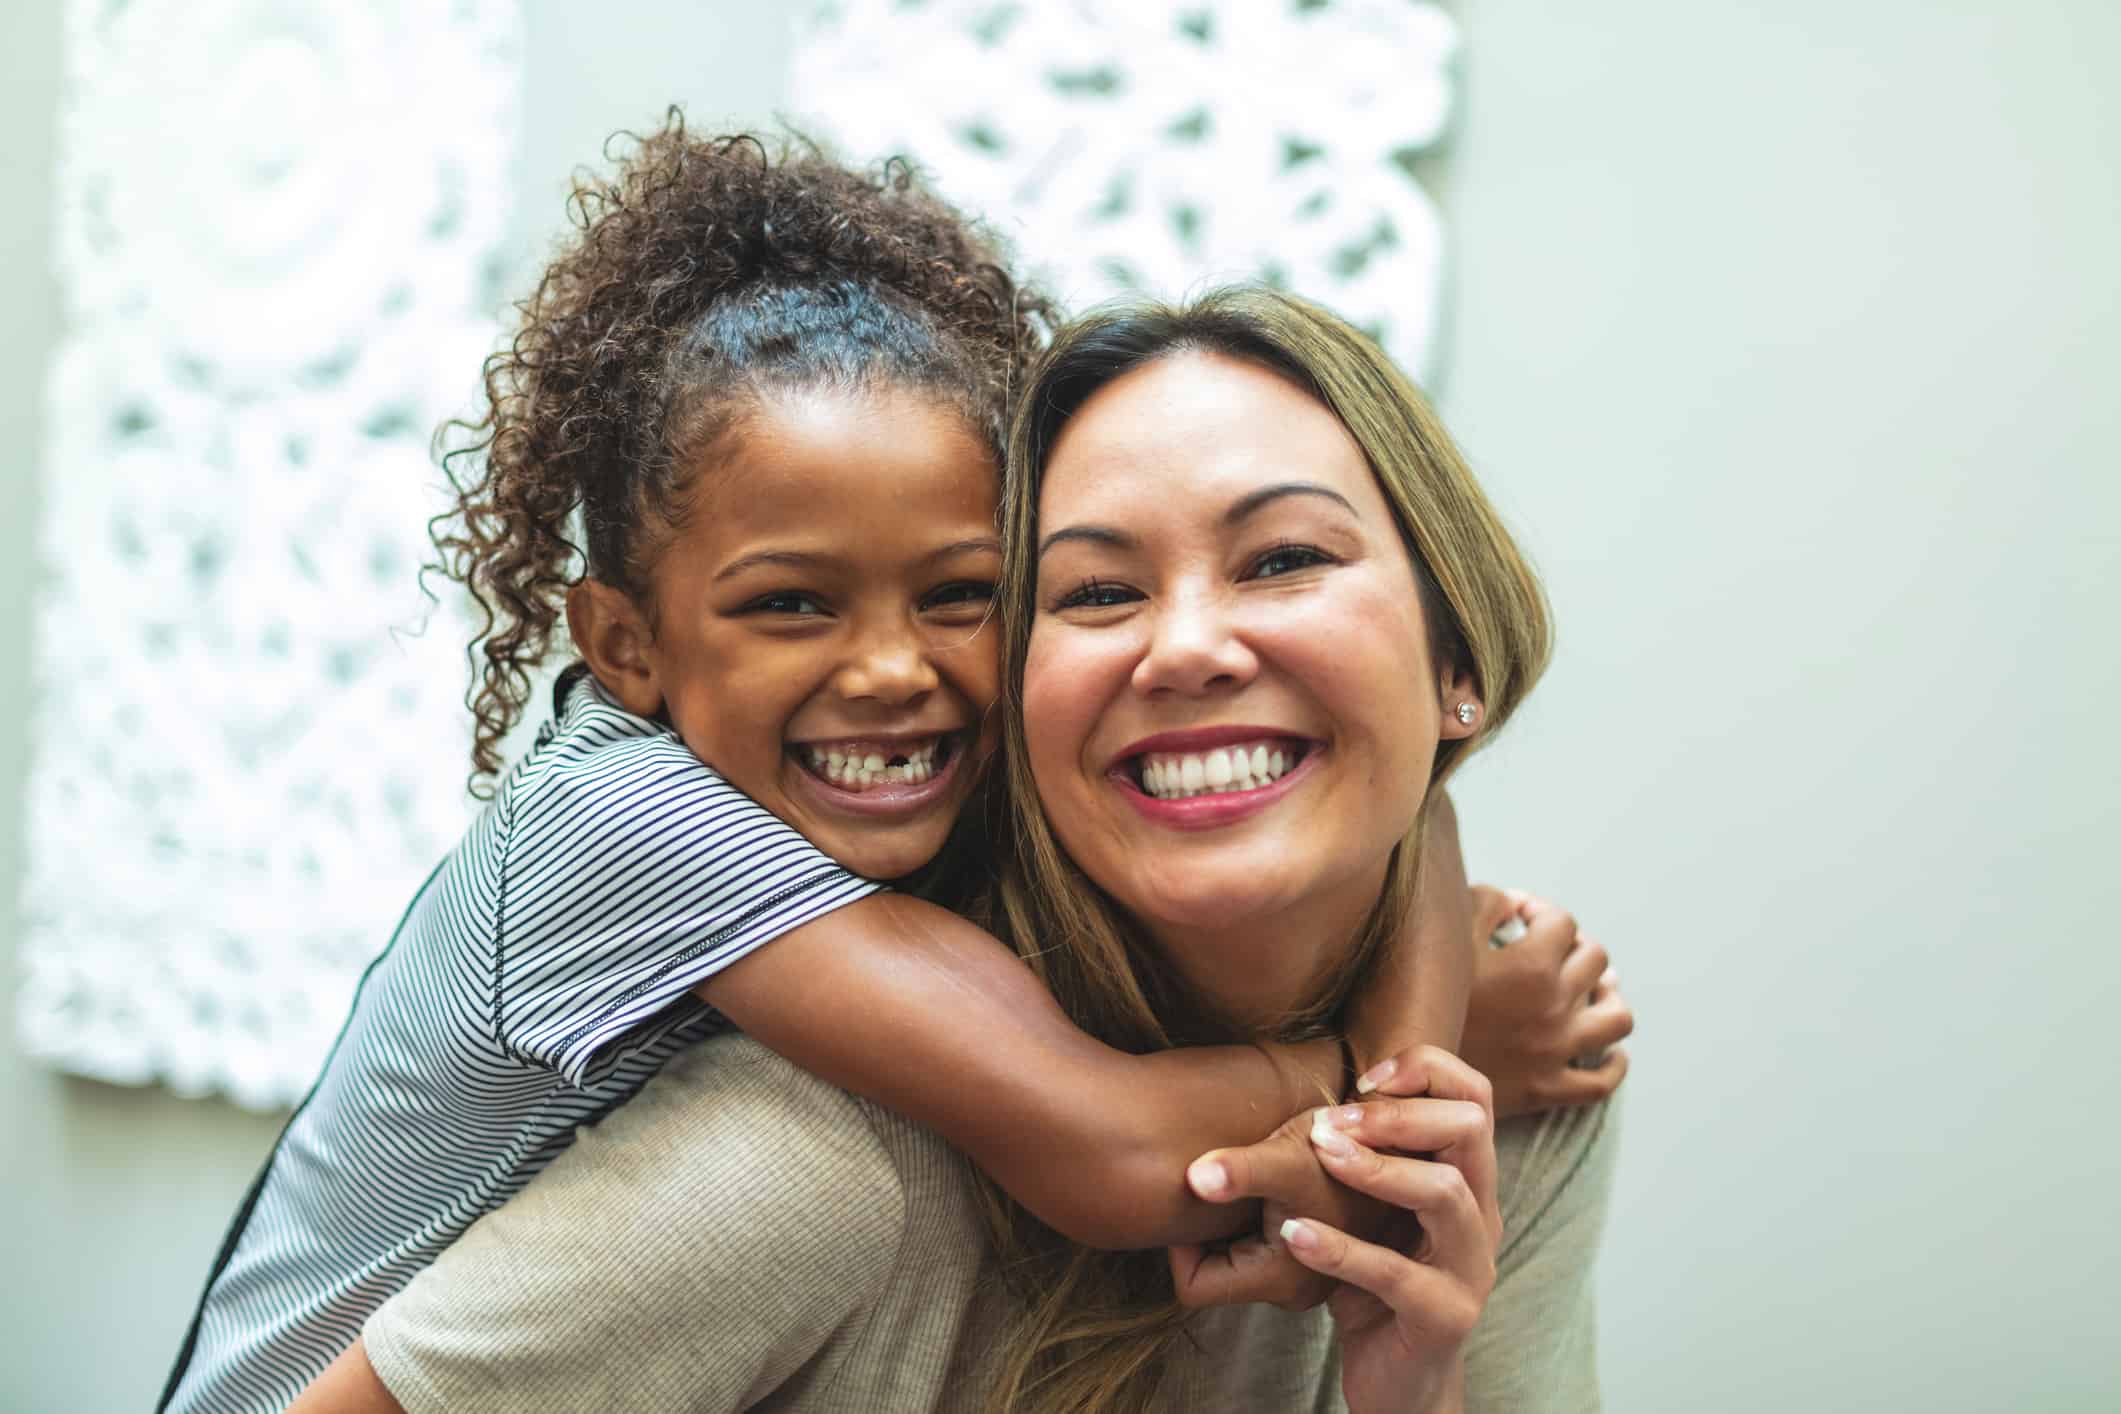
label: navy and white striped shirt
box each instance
[159,667,883,1413]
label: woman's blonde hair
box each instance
[978,286,1551,1412]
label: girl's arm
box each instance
[287,1341,400,1414]
[697,791,1474,1253]
[1348,790,1472,1074]
[1459,890,1635,1118]
[697,894,1338,1249]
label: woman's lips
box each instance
[1107,738,1325,831]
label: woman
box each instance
[975,286,1614,1410]
[297,288,1619,1412]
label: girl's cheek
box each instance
[937,638,1003,711]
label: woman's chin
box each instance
[1123,875,1301,937]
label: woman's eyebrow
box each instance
[1223,481,1360,526]
[1037,525,1135,558]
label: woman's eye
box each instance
[1051,577,1141,611]
[747,591,827,617]
[1247,543,1333,580]
[923,580,997,613]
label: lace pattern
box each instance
[19,0,524,1109]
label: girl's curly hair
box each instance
[432,109,1054,794]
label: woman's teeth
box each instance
[803,739,942,791]
[1138,742,1302,800]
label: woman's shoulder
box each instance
[567,1032,922,1219]
[534,1033,982,1265]
[1460,1099,1621,1414]
[1492,1094,1620,1266]
[364,1032,989,1411]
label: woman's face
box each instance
[1024,352,1469,949]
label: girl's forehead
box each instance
[696,385,997,513]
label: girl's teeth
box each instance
[1137,742,1304,800]
[802,739,945,792]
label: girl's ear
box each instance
[567,580,664,718]
[1438,662,1484,741]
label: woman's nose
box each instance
[1130,590,1258,698]
[835,625,941,705]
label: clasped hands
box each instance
[1165,890,1632,1410]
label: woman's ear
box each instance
[566,580,664,718]
[1438,663,1483,741]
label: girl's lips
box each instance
[1107,745,1325,831]
[786,732,966,819]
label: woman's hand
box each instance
[1168,1108,1393,1312]
[1459,889,1633,1118]
[1177,1045,1502,1414]
[1302,1046,1501,1414]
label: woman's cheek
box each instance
[1021,623,1123,807]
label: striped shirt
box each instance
[158,666,884,1414]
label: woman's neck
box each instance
[1144,857,1395,1037]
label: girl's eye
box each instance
[746,591,828,617]
[1247,543,1334,581]
[1051,577,1141,612]
[922,580,997,613]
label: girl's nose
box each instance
[836,627,941,706]
[1130,588,1258,698]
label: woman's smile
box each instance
[1025,349,1453,939]
[1108,726,1325,829]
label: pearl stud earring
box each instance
[1456,702,1478,725]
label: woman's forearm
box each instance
[700,892,1341,1248]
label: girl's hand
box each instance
[1459,889,1633,1118]
[1295,1045,1502,1414]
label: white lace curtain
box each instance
[792,0,1458,382]
[19,0,521,1109]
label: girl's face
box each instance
[1024,352,1473,952]
[635,386,1001,880]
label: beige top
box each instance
[366,1033,1616,1412]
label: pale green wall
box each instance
[5,3,2117,1411]
[1441,2,2121,1408]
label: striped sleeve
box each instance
[495,732,884,1088]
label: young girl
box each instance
[161,116,1628,1414]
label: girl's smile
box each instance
[573,384,1002,881]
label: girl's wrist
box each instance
[1263,1037,1345,1115]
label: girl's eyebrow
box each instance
[714,549,832,581]
[927,537,1004,562]
[718,538,1001,580]
[1038,525,1135,559]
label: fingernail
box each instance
[1279,1218,1318,1252]
[1310,1114,1357,1158]
[1354,1057,1394,1094]
[1187,1158,1229,1199]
